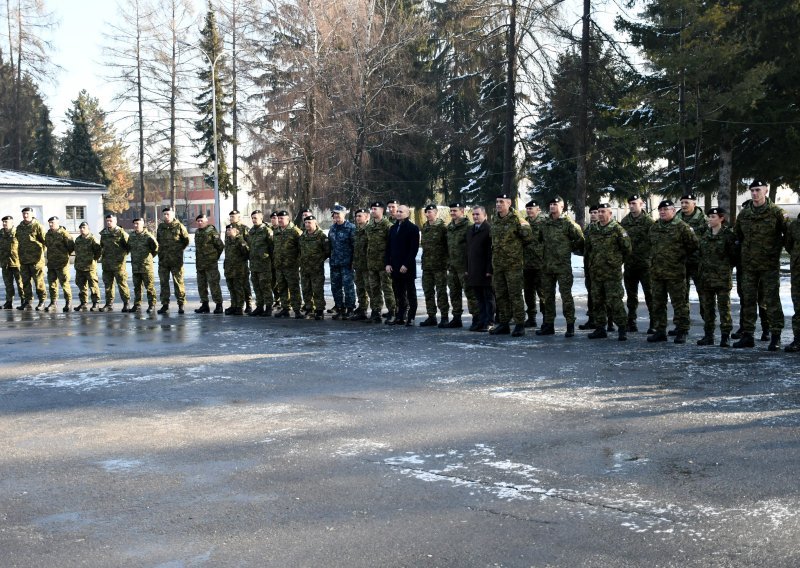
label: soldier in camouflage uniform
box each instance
[228,210,253,313]
[128,217,159,313]
[646,200,699,344]
[446,202,478,329]
[490,194,534,337]
[349,209,371,321]
[270,211,281,309]
[15,207,47,311]
[0,215,23,309]
[248,210,274,317]
[365,202,396,323]
[72,221,102,311]
[522,200,546,328]
[733,180,788,350]
[536,197,584,338]
[696,207,737,347]
[223,224,249,315]
[99,214,131,312]
[44,216,75,312]
[784,211,800,352]
[272,210,303,318]
[419,204,449,327]
[328,204,356,320]
[584,204,631,340]
[299,215,331,319]
[194,214,225,314]
[732,200,770,342]
[156,207,190,314]
[620,194,655,333]
[674,193,707,334]
[579,205,601,331]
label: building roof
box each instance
[0,169,107,191]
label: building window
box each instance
[65,206,86,231]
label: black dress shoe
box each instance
[489,323,511,335]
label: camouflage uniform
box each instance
[421,218,449,319]
[352,222,370,313]
[648,217,698,333]
[540,215,584,326]
[0,226,23,305]
[248,223,274,311]
[194,224,224,305]
[734,198,787,334]
[620,210,654,328]
[299,228,331,314]
[73,232,102,307]
[99,226,131,306]
[156,218,189,306]
[229,220,253,307]
[447,216,478,319]
[677,207,707,300]
[365,217,396,314]
[273,222,303,313]
[491,211,534,325]
[128,229,159,308]
[328,220,357,310]
[44,225,75,305]
[16,218,47,306]
[523,213,546,322]
[584,219,630,328]
[784,216,800,341]
[224,232,249,310]
[698,226,736,336]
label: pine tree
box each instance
[61,100,106,184]
[29,105,57,175]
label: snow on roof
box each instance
[0,169,107,190]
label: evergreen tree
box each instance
[29,105,57,175]
[61,101,106,184]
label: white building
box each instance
[0,169,108,233]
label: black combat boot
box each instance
[327,306,337,314]
[34,299,44,311]
[785,338,800,352]
[646,321,656,335]
[445,315,463,328]
[405,317,414,327]
[760,330,770,342]
[157,303,169,314]
[419,316,437,327]
[275,308,290,318]
[607,321,615,332]
[245,302,253,314]
[132,303,142,312]
[732,333,755,348]
[331,307,344,320]
[2,300,12,309]
[62,302,71,313]
[524,315,537,328]
[469,321,482,331]
[213,303,224,314]
[249,306,264,317]
[178,303,185,314]
[511,324,525,337]
[295,311,305,319]
[588,327,607,339]
[344,308,354,319]
[489,322,511,335]
[232,306,244,316]
[436,315,449,328]
[626,320,638,333]
[89,301,99,311]
[383,309,396,324]
[731,328,744,340]
[101,303,114,312]
[74,302,87,312]
[535,323,555,336]
[195,302,210,314]
[263,307,272,317]
[349,308,367,321]
[43,301,55,312]
[315,310,324,321]
[674,331,687,344]
[224,305,235,315]
[565,323,575,338]
[618,329,628,341]
[578,319,596,330]
[121,302,131,313]
[720,333,730,348]
[370,310,382,323]
[16,301,30,310]
[697,334,714,346]
[668,327,678,336]
[147,302,156,314]
[647,330,668,342]
[768,333,781,352]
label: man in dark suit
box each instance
[385,204,421,326]
[466,206,495,331]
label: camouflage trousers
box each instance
[651,278,689,333]
[158,262,186,304]
[699,285,732,335]
[2,266,22,302]
[132,270,156,305]
[197,265,223,304]
[740,269,783,334]
[422,268,449,317]
[20,261,46,303]
[47,266,72,302]
[301,266,326,312]
[493,268,525,325]
[224,268,246,308]
[75,269,100,305]
[541,270,575,325]
[590,275,627,328]
[272,265,279,306]
[353,267,369,310]
[685,263,701,303]
[736,267,768,333]
[523,268,544,318]
[792,266,800,338]
[251,270,274,309]
[276,266,301,312]
[102,266,130,304]
[242,263,253,303]
[623,263,653,325]
[330,266,356,309]
[449,268,478,317]
[585,270,613,323]
[367,269,396,312]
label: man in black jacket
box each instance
[466,206,495,332]
[385,205,420,326]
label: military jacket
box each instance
[698,226,736,289]
[648,217,698,280]
[74,233,101,272]
[328,221,356,268]
[44,226,75,269]
[785,216,800,269]
[490,211,533,272]
[353,223,369,271]
[273,222,302,270]
[194,225,224,270]
[156,219,189,265]
[540,214,584,273]
[99,226,130,270]
[128,230,158,273]
[735,198,788,271]
[248,224,274,272]
[446,217,472,271]
[523,213,547,270]
[585,220,630,279]
[420,219,448,270]
[365,217,393,271]
[0,227,20,269]
[229,221,250,242]
[299,228,330,269]
[620,211,654,269]
[16,219,46,265]
[223,234,249,273]
[677,207,707,267]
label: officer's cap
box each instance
[370,201,385,209]
[386,199,399,205]
[21,207,32,213]
[78,221,88,228]
[589,204,599,212]
[680,193,697,201]
[2,215,13,221]
[707,207,726,216]
[105,214,116,219]
[749,179,767,189]
[331,204,348,214]
[250,209,263,216]
[48,216,59,222]
[304,215,316,221]
[132,217,143,223]
[423,204,437,212]
[229,210,240,215]
[276,210,289,217]
[627,194,642,203]
[270,211,279,218]
[449,202,465,209]
[162,206,174,213]
[495,193,512,200]
[548,196,563,205]
[301,208,312,215]
[597,203,612,210]
[226,224,237,230]
[657,199,675,209]
[525,200,539,208]
[195,214,206,221]
[355,208,369,215]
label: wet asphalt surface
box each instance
[2,273,800,567]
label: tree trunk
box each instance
[717,143,733,216]
[136,1,146,217]
[502,0,517,199]
[769,180,779,204]
[231,0,239,211]
[574,0,590,226]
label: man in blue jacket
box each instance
[328,204,357,320]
